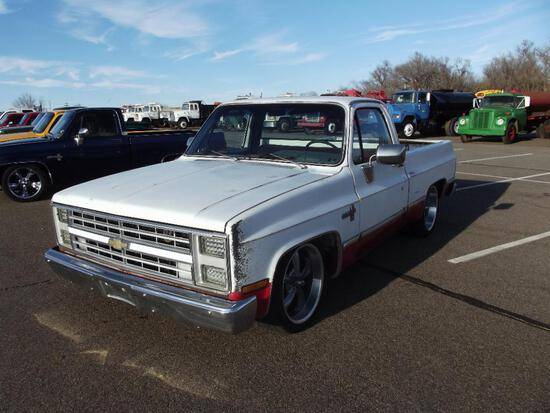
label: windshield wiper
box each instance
[252,153,307,169]
[203,149,242,161]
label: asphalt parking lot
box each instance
[1,133,549,412]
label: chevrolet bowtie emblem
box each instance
[108,238,128,250]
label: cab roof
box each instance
[223,95,380,106]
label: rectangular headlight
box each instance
[52,206,71,248]
[201,265,227,289]
[199,236,226,258]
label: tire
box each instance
[267,243,325,333]
[178,118,188,129]
[536,121,550,139]
[412,185,439,237]
[460,135,472,143]
[444,118,458,136]
[1,164,49,202]
[502,122,517,144]
[278,119,291,133]
[399,121,416,139]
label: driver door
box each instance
[350,107,408,236]
[64,110,130,184]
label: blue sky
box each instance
[0,0,548,108]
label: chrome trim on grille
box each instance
[63,208,196,286]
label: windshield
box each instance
[480,95,516,108]
[48,112,75,139]
[186,103,346,166]
[392,92,415,104]
[31,112,45,126]
[182,103,190,110]
[33,112,55,133]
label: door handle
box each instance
[46,154,63,162]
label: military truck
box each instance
[457,91,550,144]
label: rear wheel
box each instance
[413,185,439,237]
[503,122,517,144]
[536,120,550,139]
[444,118,459,136]
[1,164,49,202]
[267,243,325,332]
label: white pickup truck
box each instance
[45,96,456,333]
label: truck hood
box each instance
[473,107,512,116]
[53,157,332,233]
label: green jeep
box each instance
[457,93,530,144]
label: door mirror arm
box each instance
[74,127,88,146]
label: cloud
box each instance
[60,0,208,39]
[89,65,149,79]
[365,2,524,43]
[0,78,86,89]
[212,49,244,61]
[0,0,8,14]
[211,32,317,64]
[0,56,78,76]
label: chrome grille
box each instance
[67,209,193,284]
[70,210,191,253]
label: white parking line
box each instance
[457,171,550,185]
[449,230,550,264]
[456,172,550,191]
[459,153,532,163]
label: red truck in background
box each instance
[0,112,25,128]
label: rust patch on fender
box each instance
[231,220,251,288]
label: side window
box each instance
[79,112,118,138]
[418,92,427,103]
[353,108,392,164]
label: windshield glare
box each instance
[33,112,54,133]
[392,92,415,104]
[480,95,516,108]
[186,103,346,166]
[48,112,75,138]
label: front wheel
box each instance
[400,121,416,139]
[503,122,517,144]
[267,243,325,332]
[1,164,49,202]
[445,118,459,136]
[178,118,188,129]
[412,185,439,237]
[460,135,472,143]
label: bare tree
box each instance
[481,40,549,91]
[12,93,38,110]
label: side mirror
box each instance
[426,93,431,102]
[74,127,89,146]
[523,96,531,108]
[376,144,406,166]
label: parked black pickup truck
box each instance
[0,108,194,202]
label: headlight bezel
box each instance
[52,206,71,248]
[496,117,505,126]
[459,118,467,125]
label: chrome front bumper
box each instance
[44,248,257,334]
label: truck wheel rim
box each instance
[282,244,324,325]
[453,120,459,134]
[7,167,42,199]
[424,186,438,231]
[404,123,414,137]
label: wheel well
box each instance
[276,232,342,280]
[403,116,416,124]
[0,162,53,184]
[434,178,447,197]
